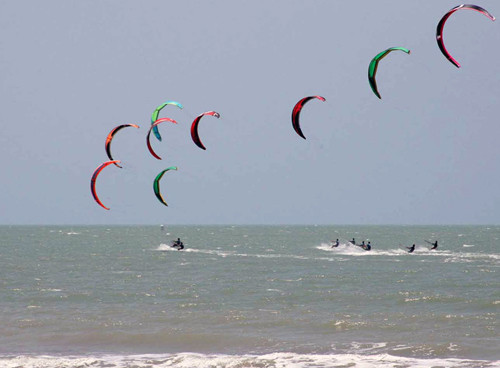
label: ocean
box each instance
[0,225,498,367]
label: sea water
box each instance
[0,225,498,367]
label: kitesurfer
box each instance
[430,240,438,250]
[365,241,372,251]
[331,239,340,248]
[172,238,184,250]
[406,244,416,253]
[349,238,356,245]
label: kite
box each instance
[151,101,183,141]
[190,111,221,150]
[291,96,326,139]
[91,160,120,210]
[368,47,410,99]
[436,4,495,68]
[105,124,139,168]
[146,118,178,160]
[153,166,178,206]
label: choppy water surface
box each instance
[0,225,498,367]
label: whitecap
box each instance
[1,352,496,368]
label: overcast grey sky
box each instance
[1,0,499,225]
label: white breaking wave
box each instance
[0,352,497,368]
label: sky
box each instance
[1,0,499,225]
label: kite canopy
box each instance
[105,124,139,168]
[291,96,326,140]
[91,160,120,210]
[153,166,178,206]
[190,111,221,150]
[146,118,178,160]
[151,101,183,141]
[368,47,410,99]
[436,4,495,68]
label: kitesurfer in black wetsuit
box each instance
[357,241,371,251]
[430,240,438,250]
[172,238,184,250]
[407,244,415,253]
[349,238,356,245]
[331,239,340,248]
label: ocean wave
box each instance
[153,243,499,267]
[154,245,316,261]
[317,244,500,262]
[317,243,415,256]
[1,352,497,368]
